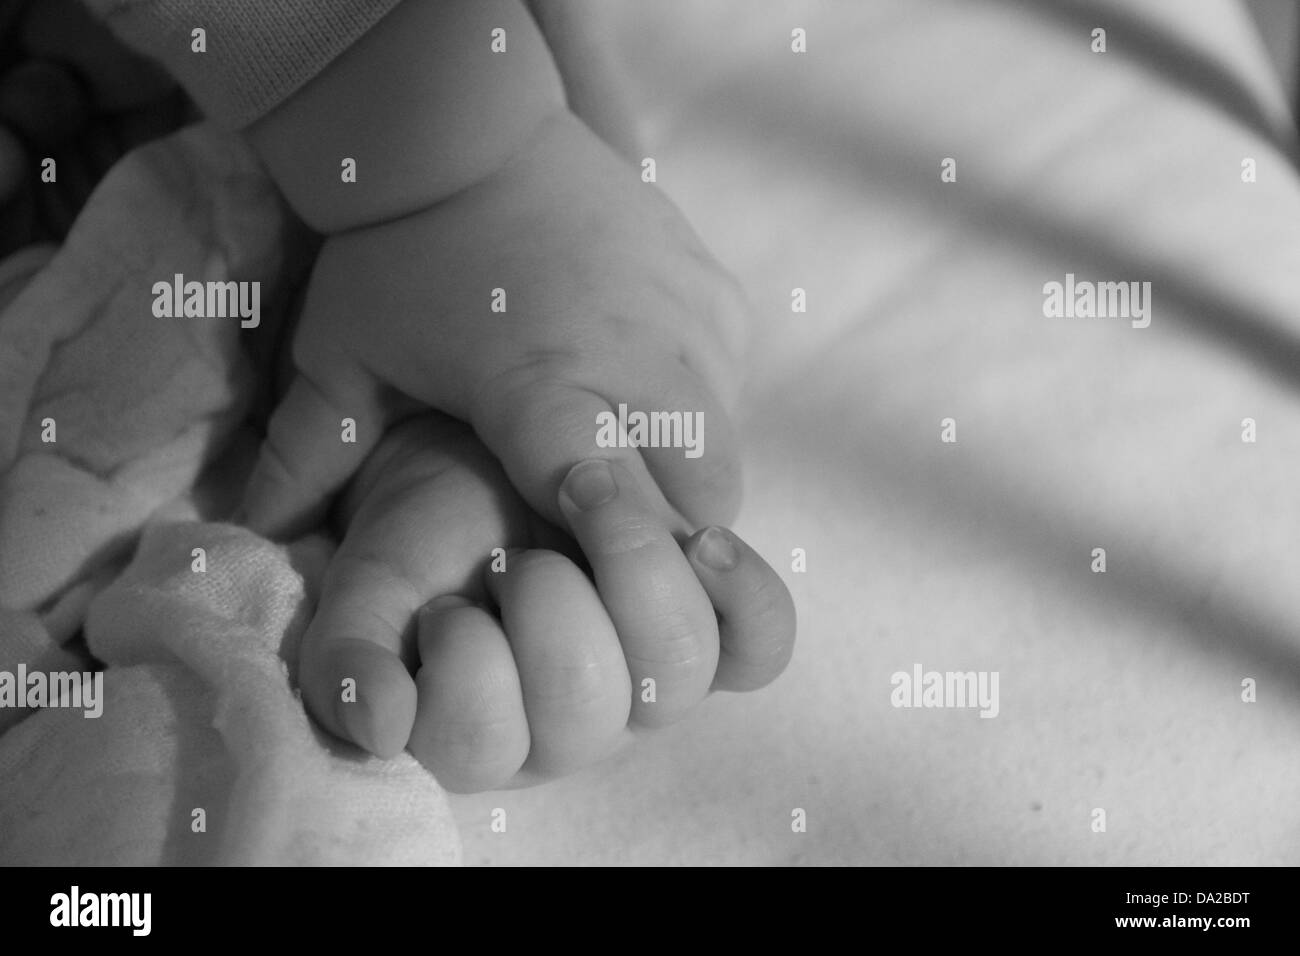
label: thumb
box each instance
[239,366,389,540]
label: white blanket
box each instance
[0,127,459,865]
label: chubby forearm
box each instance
[525,0,641,161]
[246,0,566,233]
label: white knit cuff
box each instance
[85,0,405,128]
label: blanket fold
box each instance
[0,124,460,865]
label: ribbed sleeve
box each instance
[82,0,405,128]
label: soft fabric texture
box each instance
[1,522,459,865]
[83,0,403,127]
[0,125,282,614]
[0,125,460,865]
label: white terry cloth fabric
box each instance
[0,125,286,615]
[1,521,460,865]
[0,126,460,865]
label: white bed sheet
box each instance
[450,0,1300,865]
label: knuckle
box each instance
[434,711,521,769]
[632,606,715,671]
[732,629,795,679]
[528,657,625,716]
[328,550,423,618]
[587,515,667,557]
[474,352,585,416]
[413,673,525,780]
[747,571,798,635]
[474,367,604,451]
[501,548,572,582]
[726,585,797,672]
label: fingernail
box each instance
[560,459,618,512]
[694,526,739,571]
[338,693,377,754]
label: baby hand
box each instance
[304,412,795,792]
[245,109,755,727]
